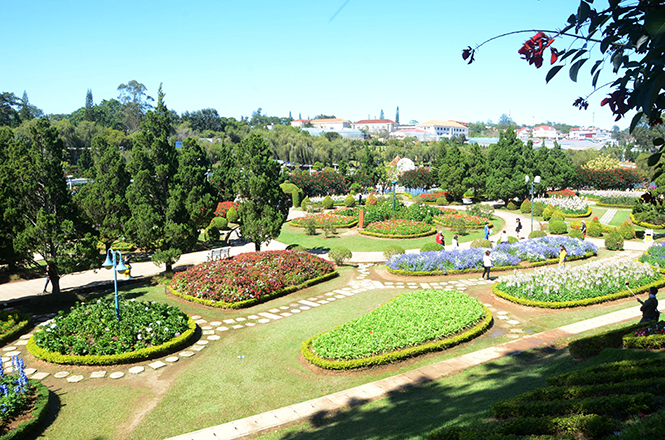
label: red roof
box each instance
[354,119,397,125]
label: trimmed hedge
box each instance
[596,202,635,209]
[0,314,30,346]
[492,277,665,309]
[301,306,492,370]
[169,271,339,309]
[357,226,436,239]
[623,324,665,349]
[563,207,592,218]
[0,381,50,440]
[630,212,665,229]
[568,323,643,359]
[387,252,595,277]
[27,317,197,365]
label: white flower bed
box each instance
[533,196,589,214]
[579,189,645,198]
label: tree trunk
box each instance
[165,262,173,273]
[49,265,61,295]
[254,242,261,252]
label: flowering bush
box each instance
[387,236,597,274]
[418,191,449,203]
[576,167,646,190]
[290,210,359,228]
[639,243,665,267]
[435,210,487,229]
[399,168,436,189]
[32,299,190,356]
[546,188,576,198]
[363,219,433,236]
[495,259,661,303]
[214,201,239,218]
[171,250,335,304]
[634,322,665,337]
[533,196,589,215]
[579,189,646,199]
[0,355,32,427]
[290,170,348,196]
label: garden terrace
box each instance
[289,211,359,228]
[358,219,436,238]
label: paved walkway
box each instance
[599,208,618,225]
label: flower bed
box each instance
[387,236,597,275]
[214,201,239,217]
[434,209,487,229]
[170,250,337,308]
[28,299,196,365]
[623,322,665,349]
[630,212,665,229]
[417,191,448,202]
[533,196,589,215]
[302,289,491,369]
[492,259,665,308]
[0,312,30,346]
[546,188,576,198]
[639,243,665,270]
[289,210,358,228]
[358,219,435,238]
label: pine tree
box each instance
[380,109,385,119]
[235,133,289,251]
[485,126,528,203]
[395,106,400,124]
[176,137,216,230]
[211,141,237,201]
[437,141,467,200]
[462,143,486,196]
[85,89,95,122]
[0,127,24,269]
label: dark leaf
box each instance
[655,137,665,147]
[546,65,564,83]
[571,49,588,62]
[560,49,578,61]
[648,152,662,166]
[645,8,665,46]
[569,58,588,82]
[630,111,644,133]
[577,1,591,23]
[592,70,601,88]
[590,59,603,75]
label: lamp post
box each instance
[392,180,398,211]
[525,175,541,233]
[102,248,128,321]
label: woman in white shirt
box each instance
[482,251,493,280]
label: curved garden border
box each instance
[0,381,50,440]
[0,313,31,346]
[491,278,665,309]
[595,202,635,209]
[289,219,358,228]
[358,226,436,239]
[630,213,665,229]
[433,218,492,230]
[169,271,339,309]
[386,252,596,276]
[563,206,592,218]
[26,317,197,366]
[301,306,492,370]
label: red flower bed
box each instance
[547,189,576,198]
[290,211,358,227]
[171,250,335,305]
[214,201,239,217]
[435,210,486,228]
[364,219,433,236]
[418,191,449,202]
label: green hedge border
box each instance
[289,219,358,229]
[358,225,436,239]
[596,202,635,209]
[433,217,491,230]
[301,306,493,370]
[0,381,50,440]
[169,271,339,309]
[563,206,592,218]
[386,252,595,276]
[491,277,665,309]
[630,212,665,229]
[0,314,31,346]
[26,317,197,366]
[623,324,665,349]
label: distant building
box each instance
[290,119,310,128]
[352,119,399,134]
[302,127,365,140]
[390,128,438,142]
[417,120,469,139]
[532,125,559,139]
[516,127,532,140]
[310,118,351,130]
[568,127,612,142]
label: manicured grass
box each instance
[590,207,607,220]
[609,209,632,227]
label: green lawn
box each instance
[609,209,632,227]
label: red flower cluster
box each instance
[214,201,239,218]
[171,250,335,304]
[399,168,436,190]
[578,167,646,190]
[547,189,576,198]
[518,32,557,68]
[600,88,631,121]
[290,170,348,196]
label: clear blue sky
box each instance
[1,0,629,130]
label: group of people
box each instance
[435,231,459,249]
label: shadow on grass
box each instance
[306,246,330,255]
[24,388,61,440]
[276,347,584,440]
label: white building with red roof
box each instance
[516,126,532,140]
[532,125,559,139]
[417,120,469,139]
[310,118,351,130]
[352,119,399,134]
[290,119,310,128]
[390,128,438,142]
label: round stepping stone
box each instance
[90,371,107,379]
[67,375,84,383]
[291,309,301,313]
[299,306,310,311]
[109,372,124,379]
[201,326,213,330]
[196,340,209,345]
[128,366,144,374]
[2,346,17,352]
[209,321,222,326]
[257,319,270,324]
[165,356,179,363]
[207,335,221,340]
[507,320,520,325]
[236,317,246,322]
[179,351,194,357]
[4,351,20,357]
[245,322,256,327]
[232,325,243,329]
[54,371,70,379]
[497,311,509,315]
[24,368,37,375]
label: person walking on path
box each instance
[43,264,50,293]
[482,251,493,280]
[638,286,660,324]
[451,235,459,249]
[515,218,523,239]
[581,220,587,238]
[484,222,490,240]
[559,245,567,268]
[435,230,445,246]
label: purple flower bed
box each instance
[387,236,597,274]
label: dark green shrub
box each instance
[470,238,492,248]
[605,229,624,250]
[436,196,448,206]
[506,201,518,210]
[344,194,356,207]
[533,202,545,217]
[548,219,568,235]
[520,199,531,214]
[569,228,584,240]
[421,243,444,252]
[226,206,239,223]
[542,205,555,221]
[587,220,603,237]
[529,230,547,239]
[383,245,405,260]
[618,221,635,240]
[328,247,352,265]
[551,209,566,222]
[292,190,302,208]
[322,195,334,209]
[286,244,306,251]
[302,218,316,235]
[568,324,641,358]
[300,196,311,210]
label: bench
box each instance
[207,246,231,261]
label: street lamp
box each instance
[102,248,129,320]
[391,180,398,211]
[525,175,541,233]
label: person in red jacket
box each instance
[435,231,445,246]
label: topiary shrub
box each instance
[551,209,566,222]
[529,230,547,239]
[470,238,492,248]
[292,190,302,208]
[520,199,531,214]
[421,243,444,252]
[328,247,352,265]
[322,195,334,210]
[532,202,545,217]
[569,228,584,240]
[605,228,624,250]
[383,246,405,260]
[226,206,239,223]
[344,194,356,207]
[587,219,603,237]
[366,194,377,206]
[618,221,636,240]
[436,196,448,206]
[542,204,555,221]
[211,216,228,230]
[506,201,518,210]
[300,196,311,210]
[302,218,316,235]
[204,226,219,242]
[548,219,568,235]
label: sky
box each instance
[1,0,630,130]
